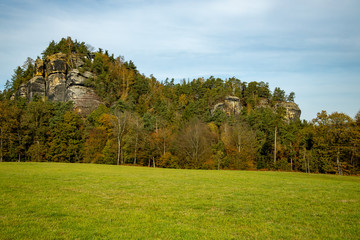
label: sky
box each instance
[0,0,359,120]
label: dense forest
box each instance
[1,37,359,175]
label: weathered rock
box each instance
[224,96,242,115]
[65,85,102,116]
[34,58,44,77]
[44,53,67,77]
[212,102,225,114]
[66,69,93,86]
[275,102,301,121]
[212,96,242,116]
[212,96,301,121]
[257,98,270,108]
[14,52,102,115]
[15,83,28,99]
[69,55,85,69]
[27,76,46,100]
[47,73,66,101]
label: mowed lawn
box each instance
[0,163,359,239]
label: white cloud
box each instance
[0,0,359,119]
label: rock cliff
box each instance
[275,101,301,121]
[15,53,102,115]
[212,96,301,121]
[212,96,242,116]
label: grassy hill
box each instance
[0,163,359,239]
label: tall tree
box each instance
[175,119,215,169]
[112,110,129,165]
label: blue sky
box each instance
[0,0,359,120]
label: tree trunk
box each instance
[274,125,277,165]
[117,133,121,165]
[0,127,3,162]
[133,118,139,165]
[133,135,138,165]
[336,146,343,175]
[115,111,127,165]
[163,135,166,155]
[303,147,307,173]
[36,140,40,162]
[290,143,293,171]
[153,157,156,168]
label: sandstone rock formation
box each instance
[15,54,102,116]
[212,96,301,121]
[275,102,301,121]
[212,96,242,116]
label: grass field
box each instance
[0,163,359,239]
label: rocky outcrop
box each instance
[27,76,46,101]
[15,53,102,116]
[44,53,67,77]
[212,96,242,116]
[275,102,301,121]
[257,98,270,108]
[65,69,101,115]
[15,83,27,99]
[212,96,301,121]
[34,58,44,76]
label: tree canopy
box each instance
[1,37,359,175]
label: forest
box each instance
[1,37,359,175]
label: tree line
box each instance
[1,37,359,175]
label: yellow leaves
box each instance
[98,113,116,132]
[207,122,219,137]
[178,94,188,108]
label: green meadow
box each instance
[0,163,359,239]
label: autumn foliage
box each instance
[1,37,359,174]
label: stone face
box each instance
[15,53,102,115]
[47,73,66,101]
[27,76,46,101]
[69,55,85,69]
[66,69,93,86]
[44,53,67,76]
[34,58,44,77]
[212,96,301,121]
[15,83,28,99]
[65,85,102,116]
[212,96,242,116]
[224,96,242,115]
[275,102,301,121]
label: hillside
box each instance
[0,37,359,174]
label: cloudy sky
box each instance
[0,0,359,120]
